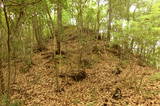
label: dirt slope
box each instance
[7,36,160,106]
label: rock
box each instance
[70,71,87,82]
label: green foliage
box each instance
[150,72,160,81]
[63,10,72,24]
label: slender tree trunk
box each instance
[32,15,44,50]
[0,8,2,26]
[0,57,5,95]
[2,0,11,104]
[13,49,17,84]
[79,1,83,32]
[55,0,63,92]
[152,44,156,55]
[11,11,23,84]
[76,0,83,34]
[0,13,4,94]
[56,0,62,54]
[96,0,100,33]
[44,0,55,38]
[140,44,144,56]
[107,0,112,41]
[130,39,134,52]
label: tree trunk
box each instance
[44,0,55,38]
[0,57,5,95]
[130,39,134,52]
[107,0,112,41]
[0,10,4,94]
[54,0,63,92]
[76,0,83,34]
[79,1,83,32]
[56,0,62,54]
[2,0,11,104]
[32,15,44,50]
[96,0,100,33]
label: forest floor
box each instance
[1,27,160,106]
